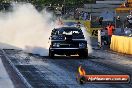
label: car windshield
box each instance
[58,27,83,35]
[51,27,84,39]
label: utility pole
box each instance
[64,0,65,15]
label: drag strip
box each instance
[1,49,132,88]
[0,49,32,88]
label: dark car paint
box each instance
[49,27,88,56]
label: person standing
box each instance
[98,27,106,48]
[83,12,87,20]
[74,9,80,20]
[116,16,122,28]
[127,14,132,28]
[106,23,115,46]
[99,17,103,26]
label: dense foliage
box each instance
[0,0,96,6]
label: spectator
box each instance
[83,12,87,20]
[80,11,84,19]
[116,16,122,28]
[125,2,129,7]
[127,14,132,28]
[106,23,115,46]
[99,17,103,26]
[87,12,91,20]
[101,28,107,46]
[74,9,80,20]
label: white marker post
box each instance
[98,29,101,48]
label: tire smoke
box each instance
[81,27,93,54]
[0,3,55,56]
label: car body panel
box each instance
[49,27,88,57]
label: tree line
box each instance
[0,0,96,6]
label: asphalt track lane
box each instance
[2,49,132,88]
[48,57,132,88]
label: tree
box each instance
[0,0,96,6]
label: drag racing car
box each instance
[49,27,88,57]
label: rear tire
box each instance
[49,49,54,58]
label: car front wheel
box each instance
[49,49,54,58]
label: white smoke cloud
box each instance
[0,3,55,56]
[0,2,93,56]
[81,27,93,54]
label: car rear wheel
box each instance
[49,50,54,58]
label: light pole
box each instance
[63,0,66,14]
